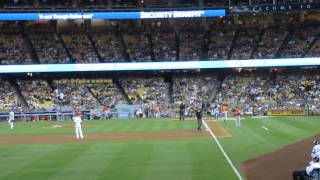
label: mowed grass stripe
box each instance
[220,119,273,163]
[256,117,319,143]
[0,145,62,180]
[101,142,154,180]
[258,118,304,143]
[7,144,91,180]
[98,120,127,132]
[132,119,157,131]
[188,139,238,180]
[279,116,319,131]
[0,145,26,160]
[220,116,320,164]
[0,122,42,135]
[142,140,193,180]
[117,120,143,132]
[223,117,310,162]
[46,143,123,180]
[94,143,131,180]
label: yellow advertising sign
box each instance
[267,110,306,116]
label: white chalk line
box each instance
[202,120,243,180]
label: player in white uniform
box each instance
[8,110,14,130]
[73,111,84,139]
[292,156,320,180]
[311,139,320,159]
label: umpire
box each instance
[195,109,203,131]
[179,102,186,121]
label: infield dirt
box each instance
[241,134,319,180]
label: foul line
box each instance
[202,120,243,180]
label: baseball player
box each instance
[311,139,320,159]
[195,109,203,132]
[235,107,241,127]
[292,156,320,180]
[221,104,229,124]
[213,106,220,119]
[8,109,14,130]
[73,111,84,139]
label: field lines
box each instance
[203,120,243,180]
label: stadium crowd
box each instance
[0,13,318,117]
[91,33,125,62]
[150,22,177,61]
[173,76,219,116]
[62,33,99,63]
[120,77,169,105]
[18,79,54,110]
[29,33,70,64]
[0,81,19,112]
[123,31,152,62]
[0,16,320,64]
[0,33,33,65]
[0,72,319,118]
[214,73,320,115]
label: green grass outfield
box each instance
[0,116,319,180]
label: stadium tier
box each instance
[0,15,319,64]
[0,72,318,117]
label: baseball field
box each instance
[0,116,319,180]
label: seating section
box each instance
[120,78,169,106]
[53,79,100,109]
[1,19,320,64]
[123,32,152,62]
[280,25,320,58]
[152,30,176,61]
[0,81,19,111]
[62,33,99,63]
[267,74,320,112]
[306,37,320,57]
[215,75,270,115]
[215,74,320,114]
[18,79,54,110]
[208,28,236,60]
[91,33,125,62]
[253,26,289,59]
[0,34,32,64]
[178,20,205,61]
[29,33,70,63]
[173,76,218,108]
[88,80,126,106]
[232,28,261,59]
